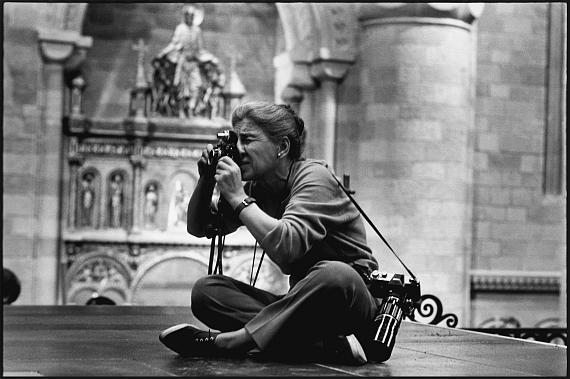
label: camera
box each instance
[367,271,421,362]
[209,130,241,167]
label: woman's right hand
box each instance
[197,144,215,178]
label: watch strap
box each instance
[234,197,256,216]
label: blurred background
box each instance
[2,3,566,331]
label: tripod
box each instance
[205,195,265,286]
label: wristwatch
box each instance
[234,197,256,216]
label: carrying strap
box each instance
[330,172,417,281]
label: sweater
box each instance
[221,158,378,288]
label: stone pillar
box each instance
[357,3,483,326]
[67,136,84,230]
[37,28,92,304]
[309,60,352,164]
[129,138,146,234]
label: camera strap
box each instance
[330,173,417,281]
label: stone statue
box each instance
[109,174,124,228]
[79,173,95,227]
[152,5,224,119]
[144,184,158,228]
[169,180,190,227]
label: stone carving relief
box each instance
[167,173,196,229]
[107,171,127,228]
[65,251,131,305]
[76,141,203,160]
[78,171,96,227]
[152,5,225,119]
[143,182,159,229]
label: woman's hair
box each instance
[231,101,305,160]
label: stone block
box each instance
[475,221,491,239]
[2,236,34,257]
[474,186,492,203]
[489,83,510,98]
[476,133,499,151]
[372,161,411,179]
[500,171,523,186]
[3,175,35,195]
[3,194,34,216]
[527,202,565,224]
[521,173,541,188]
[488,153,521,170]
[475,240,501,256]
[488,255,524,270]
[506,207,527,222]
[510,188,535,206]
[489,188,510,205]
[411,162,445,180]
[476,205,506,221]
[9,216,36,238]
[474,152,489,170]
[490,222,535,241]
[520,155,541,173]
[474,171,501,186]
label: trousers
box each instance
[191,260,378,353]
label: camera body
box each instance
[367,271,421,362]
[209,130,241,166]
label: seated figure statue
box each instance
[152,5,224,119]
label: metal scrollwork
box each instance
[408,294,459,327]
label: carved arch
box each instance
[128,251,209,305]
[65,251,131,305]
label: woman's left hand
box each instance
[215,156,247,209]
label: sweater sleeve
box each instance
[259,163,354,274]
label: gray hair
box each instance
[231,101,305,160]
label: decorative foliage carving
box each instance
[471,271,560,293]
[75,142,203,160]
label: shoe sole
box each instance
[345,334,368,365]
[159,323,193,342]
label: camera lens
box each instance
[368,295,403,362]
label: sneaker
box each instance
[323,334,368,365]
[159,323,220,357]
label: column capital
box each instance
[310,59,354,83]
[37,27,93,66]
[358,3,484,26]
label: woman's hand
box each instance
[197,144,215,178]
[215,156,247,209]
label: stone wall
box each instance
[473,3,565,271]
[3,4,47,304]
[470,3,566,327]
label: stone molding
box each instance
[358,3,484,25]
[470,270,561,293]
[276,3,358,86]
[37,27,93,66]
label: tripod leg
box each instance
[208,236,216,275]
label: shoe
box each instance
[322,334,368,365]
[159,323,220,357]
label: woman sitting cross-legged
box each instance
[159,101,380,365]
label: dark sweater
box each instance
[222,158,378,288]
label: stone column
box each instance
[67,136,84,230]
[357,3,483,326]
[37,28,92,304]
[129,138,146,234]
[309,60,353,164]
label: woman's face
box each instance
[234,119,279,181]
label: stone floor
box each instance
[3,306,566,376]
